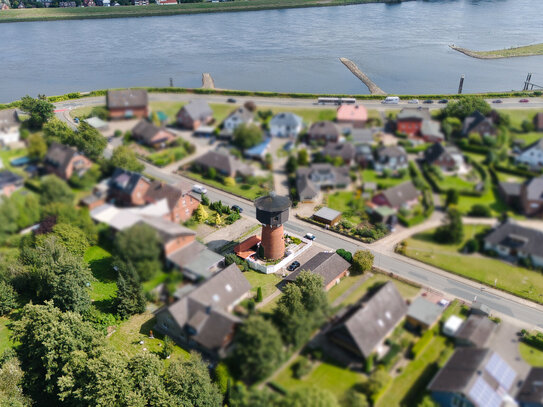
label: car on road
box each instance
[287,261,300,272]
[304,233,316,240]
[492,99,503,104]
[192,185,208,194]
[74,117,80,124]
[438,99,448,104]
[227,98,237,103]
[231,205,243,213]
[423,99,434,104]
[519,99,530,103]
[408,99,419,104]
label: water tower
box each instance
[255,192,291,260]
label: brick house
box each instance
[521,176,543,217]
[307,121,340,144]
[462,111,497,138]
[371,181,420,210]
[424,143,465,171]
[0,171,23,197]
[144,180,200,223]
[106,89,148,119]
[132,120,176,149]
[176,100,214,130]
[396,108,431,136]
[44,142,93,181]
[533,112,543,132]
[108,168,150,207]
[285,251,350,291]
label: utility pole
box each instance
[458,74,465,94]
[169,77,173,87]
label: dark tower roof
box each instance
[254,192,291,213]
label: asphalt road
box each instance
[142,164,543,328]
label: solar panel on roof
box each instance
[469,377,502,407]
[485,353,516,390]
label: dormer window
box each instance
[212,294,220,302]
[225,284,232,292]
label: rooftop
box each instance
[313,207,342,222]
[254,192,291,212]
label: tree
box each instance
[293,271,328,325]
[445,188,459,207]
[229,383,279,407]
[114,223,161,282]
[273,284,311,347]
[297,149,309,166]
[194,204,209,223]
[352,250,374,274]
[224,176,236,187]
[89,106,109,120]
[42,118,74,144]
[110,145,145,173]
[0,281,17,316]
[128,353,172,405]
[255,287,263,303]
[332,156,344,167]
[164,352,222,407]
[51,222,90,257]
[230,316,283,383]
[286,155,298,173]
[469,203,491,217]
[207,166,217,180]
[441,117,462,138]
[336,248,352,263]
[342,389,369,407]
[280,387,339,407]
[522,119,535,133]
[0,355,30,406]
[200,194,210,206]
[162,335,174,359]
[442,96,491,120]
[361,367,390,399]
[115,261,146,319]
[233,123,263,150]
[40,176,75,206]
[74,121,107,161]
[27,133,47,159]
[20,95,54,129]
[434,208,464,244]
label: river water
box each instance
[1,0,543,102]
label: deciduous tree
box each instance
[0,281,18,316]
[442,96,491,120]
[40,176,75,206]
[352,250,374,274]
[233,124,263,150]
[51,222,90,257]
[27,133,47,159]
[20,95,54,129]
[110,146,145,173]
[273,284,311,347]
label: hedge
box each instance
[381,343,402,370]
[268,381,288,395]
[493,163,540,178]
[411,330,434,359]
[522,333,543,351]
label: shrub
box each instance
[469,204,491,217]
[464,238,479,253]
[336,249,353,263]
[255,287,263,303]
[411,330,434,359]
[292,357,311,379]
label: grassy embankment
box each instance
[0,0,388,23]
[451,43,543,59]
[403,225,543,304]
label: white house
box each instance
[222,106,254,133]
[516,138,543,169]
[0,109,20,146]
[269,112,303,138]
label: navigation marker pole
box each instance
[458,74,465,94]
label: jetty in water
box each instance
[339,58,386,95]
[202,73,215,89]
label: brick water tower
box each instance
[255,192,291,260]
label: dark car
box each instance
[492,99,503,104]
[519,99,530,103]
[438,99,448,104]
[287,261,300,272]
[231,205,243,213]
[423,99,434,104]
[227,98,237,103]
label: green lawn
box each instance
[108,313,189,363]
[147,145,189,167]
[327,191,365,225]
[362,169,409,189]
[437,174,477,191]
[501,110,538,130]
[269,106,337,123]
[327,273,367,304]
[185,170,272,200]
[243,270,281,300]
[0,317,15,354]
[142,270,170,293]
[275,357,365,401]
[0,147,29,175]
[471,43,543,58]
[511,131,542,146]
[376,335,453,407]
[69,105,96,119]
[84,246,117,302]
[404,225,543,304]
[149,101,185,123]
[519,342,543,367]
[496,170,527,183]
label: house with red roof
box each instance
[336,105,368,128]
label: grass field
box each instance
[0,147,30,176]
[519,342,543,367]
[362,169,409,189]
[469,43,543,58]
[0,317,15,354]
[326,273,367,304]
[184,170,272,200]
[437,174,477,191]
[327,191,365,225]
[84,246,117,303]
[69,105,95,119]
[376,335,453,407]
[404,225,543,304]
[243,270,281,300]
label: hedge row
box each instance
[411,329,434,359]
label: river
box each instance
[1,0,543,102]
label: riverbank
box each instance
[450,43,543,59]
[0,0,404,23]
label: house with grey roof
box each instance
[428,348,518,407]
[374,145,408,172]
[167,240,224,281]
[285,251,350,291]
[307,121,340,144]
[312,207,342,226]
[106,89,148,119]
[462,111,497,138]
[454,315,496,348]
[322,142,356,165]
[406,297,443,331]
[516,138,543,169]
[176,100,214,130]
[327,281,408,359]
[108,168,151,207]
[0,108,20,146]
[521,176,543,217]
[483,220,543,267]
[192,150,255,178]
[296,163,350,202]
[420,120,445,143]
[517,367,543,407]
[270,112,303,138]
[371,181,420,210]
[132,120,176,149]
[222,106,254,133]
[424,143,465,172]
[154,263,251,357]
[44,142,93,181]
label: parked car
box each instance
[192,184,208,194]
[227,98,237,103]
[519,99,530,103]
[74,117,80,124]
[438,99,448,104]
[492,99,503,104]
[208,137,216,145]
[287,261,300,272]
[283,141,294,152]
[231,205,243,213]
[408,99,419,104]
[423,99,434,104]
[304,233,316,240]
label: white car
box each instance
[304,233,316,241]
[408,99,419,104]
[192,184,208,194]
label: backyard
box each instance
[403,225,543,304]
[184,170,272,200]
[327,191,365,225]
[0,317,15,354]
[519,342,543,367]
[84,246,117,303]
[243,269,281,299]
[362,169,409,189]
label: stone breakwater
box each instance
[202,73,215,89]
[339,57,386,95]
[450,44,543,59]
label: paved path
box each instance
[256,289,282,310]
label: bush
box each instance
[336,248,353,263]
[469,204,491,217]
[292,357,312,379]
[411,330,434,359]
[255,287,263,303]
[464,238,479,253]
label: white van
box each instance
[382,96,400,104]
